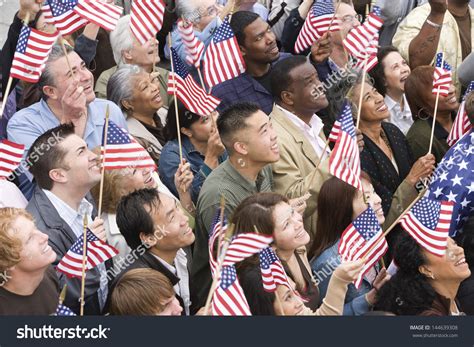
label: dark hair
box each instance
[232,192,289,237]
[456,229,474,269]
[405,66,436,119]
[238,265,276,315]
[28,123,75,190]
[270,55,309,102]
[230,11,260,46]
[116,188,161,250]
[217,102,261,154]
[164,100,201,141]
[309,172,371,260]
[374,231,437,315]
[369,46,400,96]
[465,91,474,127]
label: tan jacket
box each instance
[126,116,164,163]
[270,105,332,246]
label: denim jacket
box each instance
[310,241,373,316]
[158,136,227,203]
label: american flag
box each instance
[46,0,88,36]
[343,6,383,60]
[130,0,165,45]
[55,303,76,316]
[208,209,228,276]
[0,140,24,179]
[329,100,362,189]
[102,120,157,170]
[41,4,55,24]
[338,206,388,288]
[428,130,474,236]
[211,265,251,315]
[177,19,205,68]
[447,81,473,146]
[432,53,452,97]
[221,233,273,267]
[399,197,454,257]
[10,25,58,83]
[73,0,123,32]
[202,18,246,88]
[259,247,292,292]
[353,32,379,73]
[57,229,118,278]
[294,0,341,54]
[168,47,221,117]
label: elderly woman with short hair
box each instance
[95,14,171,108]
[107,64,167,163]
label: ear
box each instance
[122,49,133,63]
[140,232,157,248]
[49,168,68,184]
[233,141,248,156]
[239,45,247,57]
[180,127,192,138]
[418,264,433,279]
[121,99,134,112]
[281,91,294,106]
[43,85,59,100]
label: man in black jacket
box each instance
[26,123,109,315]
[112,188,195,315]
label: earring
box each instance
[417,107,430,120]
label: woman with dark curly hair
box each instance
[375,232,471,316]
[455,230,474,315]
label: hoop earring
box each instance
[417,107,429,121]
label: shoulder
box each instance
[383,122,406,138]
[8,102,43,126]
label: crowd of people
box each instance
[0,0,473,317]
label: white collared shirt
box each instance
[153,249,190,315]
[42,189,109,309]
[384,94,413,135]
[277,105,331,159]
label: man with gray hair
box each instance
[167,0,239,64]
[95,14,171,109]
[7,44,127,196]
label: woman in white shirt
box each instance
[370,46,413,135]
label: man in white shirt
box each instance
[26,123,110,315]
[114,188,195,315]
[269,56,333,246]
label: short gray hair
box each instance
[38,43,73,100]
[175,0,200,22]
[107,64,143,115]
[110,15,134,65]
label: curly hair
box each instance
[374,232,437,315]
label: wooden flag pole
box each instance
[327,0,342,33]
[59,284,68,305]
[204,223,236,314]
[97,105,110,217]
[355,56,369,129]
[79,215,88,316]
[60,37,75,79]
[168,33,183,163]
[428,54,446,155]
[1,12,31,119]
[216,196,226,260]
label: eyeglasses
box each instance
[191,1,221,24]
[341,14,363,24]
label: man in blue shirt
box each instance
[7,44,127,197]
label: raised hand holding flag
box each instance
[177,19,205,68]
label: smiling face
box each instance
[423,82,459,114]
[157,296,183,316]
[240,17,279,64]
[285,62,329,113]
[353,82,390,123]
[119,167,156,194]
[9,216,57,273]
[235,110,280,165]
[382,51,411,95]
[273,283,305,315]
[334,3,361,44]
[272,202,310,251]
[51,135,101,190]
[123,37,160,69]
[145,194,195,251]
[45,52,95,104]
[422,238,471,284]
[127,71,163,115]
[352,178,385,225]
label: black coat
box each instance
[361,122,414,215]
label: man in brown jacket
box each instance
[269,56,333,247]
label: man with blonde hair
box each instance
[0,208,59,315]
